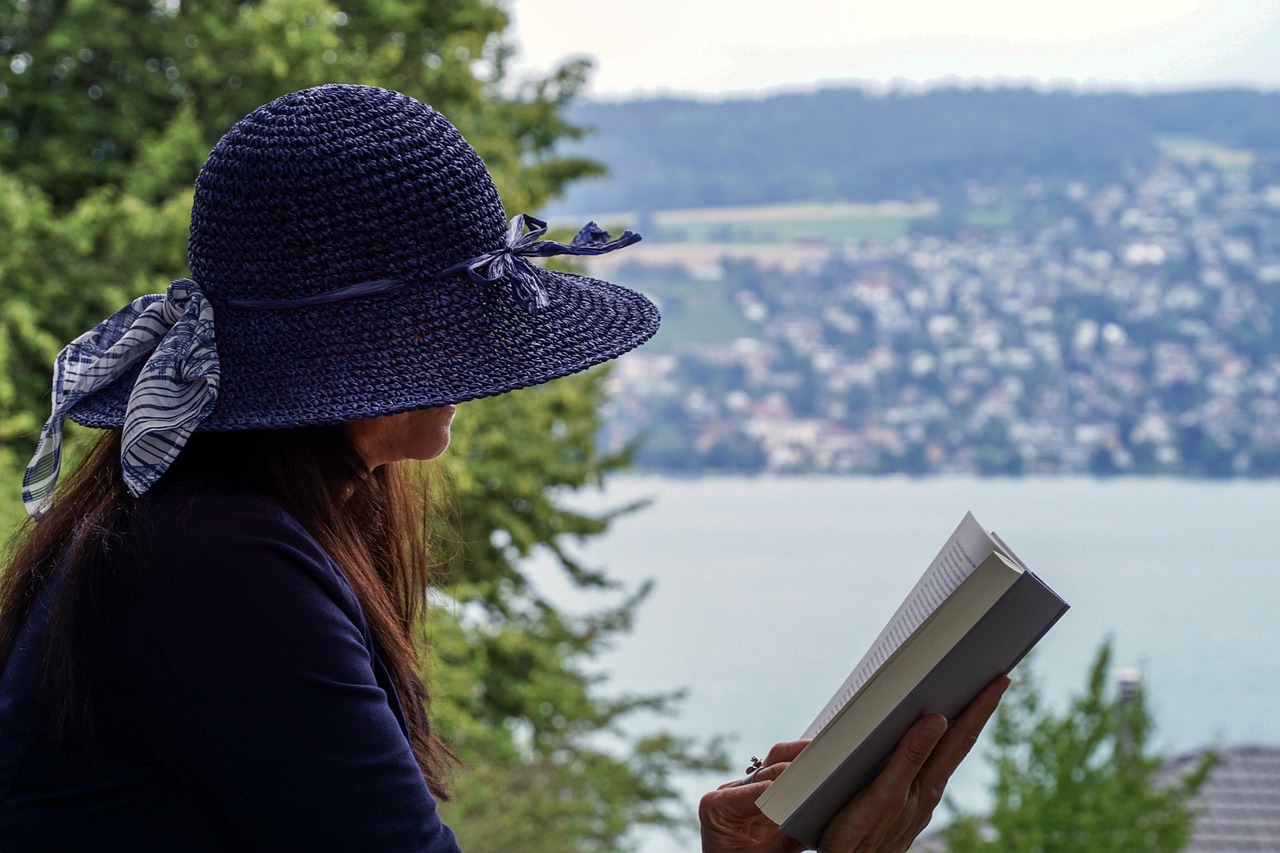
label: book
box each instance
[754,512,1068,848]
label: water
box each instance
[522,476,1280,851]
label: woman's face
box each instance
[343,405,457,470]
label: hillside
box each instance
[549,87,1280,215]
[558,87,1280,478]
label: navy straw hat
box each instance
[66,84,660,432]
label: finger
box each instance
[716,761,792,790]
[816,716,948,849]
[706,780,771,809]
[763,740,810,766]
[748,762,789,785]
[716,742,809,790]
[700,782,799,851]
[860,713,949,808]
[915,676,1011,805]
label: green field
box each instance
[617,265,755,351]
[1157,135,1254,170]
[654,215,914,244]
[962,210,1013,228]
[632,201,938,245]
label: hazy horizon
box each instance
[508,0,1280,101]
[566,75,1280,106]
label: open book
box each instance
[755,512,1068,847]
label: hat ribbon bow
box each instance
[441,214,642,313]
[22,278,220,517]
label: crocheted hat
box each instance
[70,84,659,431]
[22,85,658,514]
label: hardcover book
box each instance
[755,512,1069,848]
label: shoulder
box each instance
[142,489,320,556]
[135,488,365,637]
[111,490,458,851]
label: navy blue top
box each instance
[0,491,461,851]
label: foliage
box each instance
[939,642,1215,852]
[0,1,717,849]
[0,0,601,210]
[430,375,727,848]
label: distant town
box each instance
[591,147,1280,477]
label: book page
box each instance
[989,530,1027,570]
[801,512,998,738]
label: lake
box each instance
[525,476,1280,851]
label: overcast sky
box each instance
[507,0,1280,99]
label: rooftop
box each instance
[1167,744,1280,852]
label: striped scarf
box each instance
[22,279,219,517]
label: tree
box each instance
[939,641,1214,852]
[0,2,721,848]
[0,0,601,209]
[430,375,727,850]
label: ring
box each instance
[740,755,764,785]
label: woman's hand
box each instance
[699,739,813,853]
[699,676,1010,853]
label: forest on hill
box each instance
[549,87,1280,214]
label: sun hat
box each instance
[22,84,659,515]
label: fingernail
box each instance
[923,717,948,739]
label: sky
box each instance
[507,0,1280,99]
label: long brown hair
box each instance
[0,425,455,796]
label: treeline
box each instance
[550,87,1280,213]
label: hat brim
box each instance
[67,268,659,431]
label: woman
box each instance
[0,84,1003,851]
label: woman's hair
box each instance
[0,426,455,796]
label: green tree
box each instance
[0,0,600,210]
[0,2,720,849]
[431,376,727,850]
[939,642,1214,852]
